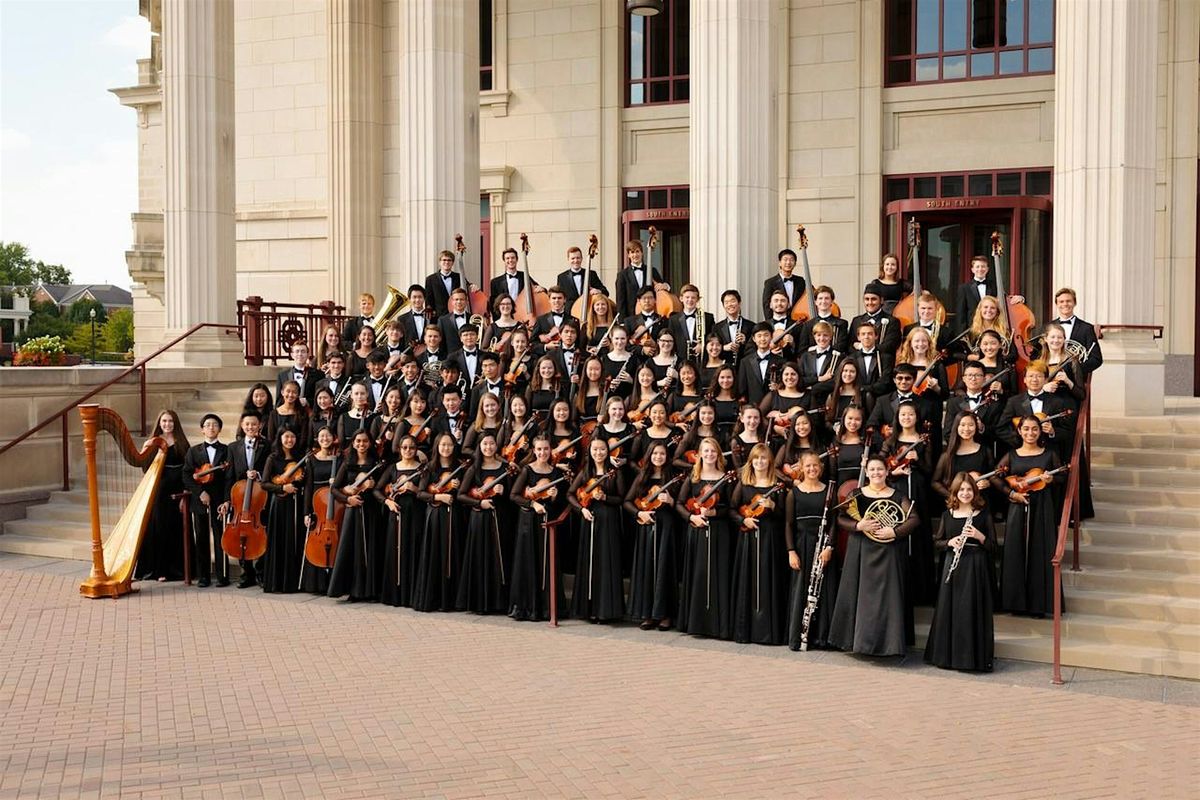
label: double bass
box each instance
[222,475,268,561]
[789,225,841,323]
[569,234,600,321]
[990,231,1037,377]
[893,218,946,329]
[514,233,552,324]
[305,456,344,570]
[646,226,682,317]
[456,234,492,320]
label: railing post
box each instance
[139,365,148,436]
[1052,566,1063,685]
[61,414,70,492]
[244,296,264,366]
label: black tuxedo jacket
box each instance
[341,314,373,348]
[489,271,527,303]
[556,267,609,311]
[667,309,716,359]
[796,315,850,354]
[848,311,901,356]
[761,274,806,319]
[424,270,464,317]
[850,350,894,398]
[182,441,229,500]
[736,351,783,405]
[225,437,269,505]
[468,379,505,420]
[942,393,1004,445]
[614,264,664,320]
[275,366,318,408]
[449,347,484,386]
[428,411,469,445]
[1054,316,1103,374]
[866,390,939,432]
[438,311,471,353]
[953,279,997,334]
[713,317,756,361]
[531,310,578,351]
[998,392,1071,448]
[315,374,351,406]
[798,347,842,400]
[621,312,666,344]
[397,310,433,348]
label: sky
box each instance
[1,0,148,288]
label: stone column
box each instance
[398,0,480,289]
[689,0,778,309]
[161,0,239,365]
[1053,0,1161,414]
[328,0,383,308]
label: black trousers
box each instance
[191,503,229,582]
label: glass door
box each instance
[625,218,690,290]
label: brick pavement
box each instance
[0,555,1196,799]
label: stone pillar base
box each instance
[1089,330,1165,417]
[157,327,244,368]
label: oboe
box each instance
[799,475,838,651]
[945,510,976,583]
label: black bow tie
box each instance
[464,350,478,357]
[1029,393,1043,400]
[758,354,771,363]
[974,280,988,286]
[488,382,500,391]
[1058,317,1075,324]
[861,350,875,357]
[371,379,384,386]
[685,312,695,319]
[816,350,830,357]
[897,394,912,401]
[455,314,465,320]
[968,395,982,402]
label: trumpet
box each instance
[331,375,354,409]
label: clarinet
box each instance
[945,510,976,583]
[799,475,837,651]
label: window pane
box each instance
[674,0,689,75]
[675,78,689,102]
[625,191,645,211]
[997,172,1022,195]
[647,13,670,78]
[1028,46,1053,72]
[887,59,913,84]
[1005,0,1024,46]
[480,68,493,91]
[629,16,645,80]
[970,52,995,75]
[671,188,690,208]
[943,0,968,49]
[480,195,491,220]
[943,54,966,79]
[916,0,939,53]
[889,0,914,56]
[941,175,964,197]
[480,0,493,67]
[648,189,669,208]
[649,81,670,103]
[629,83,644,105]
[968,174,993,196]
[886,178,911,202]
[972,0,997,48]
[1026,171,1051,195]
[999,49,1024,74]
[1029,0,1053,43]
[913,177,937,198]
[916,57,939,81]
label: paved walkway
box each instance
[0,554,1196,799]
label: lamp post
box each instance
[89,308,97,365]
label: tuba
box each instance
[366,285,410,332]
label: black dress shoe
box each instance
[237,577,257,589]
[197,579,211,588]
[216,578,230,587]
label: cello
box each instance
[990,231,1037,378]
[305,455,344,570]
[456,233,491,320]
[569,234,600,321]
[514,233,551,324]
[646,226,682,317]
[222,475,269,561]
[790,225,841,323]
[893,218,946,329]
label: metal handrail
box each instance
[0,322,242,491]
[1051,374,1091,685]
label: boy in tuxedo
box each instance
[276,342,317,408]
[342,293,375,345]
[1052,287,1103,374]
[866,363,939,432]
[953,254,996,334]
[424,249,464,317]
[531,286,577,354]
[316,352,351,410]
[850,321,894,398]
[438,288,472,353]
[795,286,850,353]
[615,239,666,319]
[223,413,268,588]
[736,322,782,405]
[942,361,1003,446]
[489,247,527,301]
[556,245,609,311]
[849,285,901,356]
[181,414,230,587]
[668,284,715,362]
[714,289,755,362]
[761,247,806,319]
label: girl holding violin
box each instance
[881,401,936,606]
[463,392,504,459]
[374,435,427,608]
[699,334,729,389]
[502,327,534,398]
[309,387,340,444]
[668,362,703,426]
[775,412,825,476]
[136,409,190,582]
[631,401,676,465]
[300,425,338,595]
[595,395,634,466]
[568,438,626,623]
[412,433,467,612]
[759,361,807,443]
[573,356,607,423]
[240,383,273,436]
[526,355,562,415]
[624,441,683,631]
[997,414,1065,618]
[260,428,308,593]
[675,437,736,640]
[498,394,536,464]
[829,456,919,657]
[600,325,636,398]
[348,324,378,379]
[508,436,569,621]
[976,330,1018,399]
[824,359,869,430]
[898,327,948,402]
[584,294,616,352]
[370,386,404,463]
[932,411,1005,505]
[672,401,724,472]
[268,380,309,452]
[785,452,838,651]
[868,253,911,313]
[397,389,433,460]
[326,430,381,602]
[730,404,764,471]
[627,364,661,425]
[482,293,521,352]
[1039,321,1092,518]
[730,443,787,645]
[455,432,515,614]
[546,399,581,472]
[336,383,373,448]
[925,473,996,672]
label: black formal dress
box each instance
[374,463,426,608]
[325,456,381,601]
[136,444,186,581]
[411,464,467,612]
[730,483,787,645]
[298,456,335,595]
[508,464,569,621]
[455,464,515,614]
[676,476,735,639]
[625,470,684,624]
[568,468,627,621]
[998,448,1064,616]
[924,510,996,672]
[785,485,838,650]
[260,454,306,593]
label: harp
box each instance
[79,404,168,599]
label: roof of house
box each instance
[34,283,133,307]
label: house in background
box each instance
[0,289,33,356]
[31,283,133,315]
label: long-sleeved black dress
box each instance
[298,456,336,595]
[374,462,426,607]
[260,454,306,593]
[326,455,381,601]
[624,469,684,624]
[455,464,516,614]
[136,444,186,581]
[785,484,838,650]
[828,488,919,656]
[508,464,569,621]
[881,436,937,607]
[411,463,467,612]
[998,448,1064,616]
[675,475,735,640]
[924,509,997,672]
[730,482,787,645]
[568,467,627,621]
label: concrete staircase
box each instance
[0,383,259,560]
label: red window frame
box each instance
[480,0,493,91]
[884,168,1053,204]
[885,0,1055,86]
[625,0,689,107]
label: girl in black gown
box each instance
[699,335,728,389]
[462,392,504,460]
[868,254,910,313]
[881,401,936,607]
[526,356,562,416]
[498,393,538,466]
[412,434,467,612]
[668,362,703,433]
[547,399,581,474]
[600,326,637,400]
[1041,322,1092,518]
[137,409,189,581]
[625,442,684,631]
[759,362,807,445]
[309,387,340,445]
[627,363,661,424]
[336,384,373,449]
[299,426,338,595]
[326,431,381,601]
[240,384,273,438]
[932,411,1006,510]
[268,380,309,452]
[502,328,534,399]
[369,387,403,464]
[829,456,919,657]
[397,389,433,461]
[631,401,677,465]
[508,437,569,621]
[456,433,515,614]
[729,404,764,472]
[997,415,1065,617]
[568,438,627,623]
[785,452,838,651]
[711,366,740,438]
[374,435,426,607]
[925,473,996,672]
[573,356,607,424]
[775,411,824,476]
[824,359,869,433]
[673,401,723,472]
[676,437,736,640]
[730,444,787,645]
[260,428,307,593]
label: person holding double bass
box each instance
[224,412,269,589]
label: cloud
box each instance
[103,15,149,56]
[1,128,31,152]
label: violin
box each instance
[685,470,738,516]
[634,474,685,512]
[271,452,311,485]
[550,435,584,465]
[738,482,788,529]
[410,409,440,445]
[488,325,516,353]
[1006,463,1070,494]
[503,360,528,389]
[375,417,400,455]
[627,390,664,423]
[769,319,803,354]
[500,410,546,462]
[305,458,343,569]
[524,472,569,501]
[885,432,931,472]
[977,365,1015,406]
[1011,408,1073,430]
[384,463,428,499]
[781,444,838,482]
[222,477,268,561]
[468,465,515,500]
[771,404,811,431]
[603,430,638,461]
[912,349,951,395]
[343,462,383,496]
[968,465,1008,487]
[428,461,470,497]
[192,462,228,485]
[575,467,618,508]
[668,397,703,425]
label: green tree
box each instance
[65,322,97,357]
[19,299,75,343]
[0,241,72,292]
[101,308,135,353]
[67,297,107,324]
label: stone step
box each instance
[1090,501,1200,528]
[2,517,95,544]
[1089,447,1200,469]
[1064,589,1200,625]
[1090,431,1200,450]
[0,533,91,561]
[1062,565,1200,599]
[1078,522,1199,551]
[1072,544,1200,575]
[25,502,131,525]
[1090,414,1200,435]
[1090,466,1200,488]
[1089,483,1200,509]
